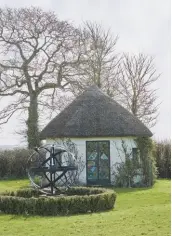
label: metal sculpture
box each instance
[27,144,78,195]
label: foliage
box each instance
[0,187,116,216]
[135,137,157,186]
[112,162,141,188]
[1,188,40,198]
[112,138,157,187]
[1,187,106,197]
[154,140,171,179]
[0,149,32,179]
[112,140,142,187]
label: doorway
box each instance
[86,141,110,185]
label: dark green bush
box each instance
[155,140,171,179]
[0,149,32,179]
[1,188,40,198]
[0,187,116,216]
[65,187,104,195]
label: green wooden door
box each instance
[86,141,110,185]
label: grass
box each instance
[0,179,170,236]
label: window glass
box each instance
[86,141,110,181]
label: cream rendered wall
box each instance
[46,137,137,185]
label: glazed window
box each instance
[86,141,110,184]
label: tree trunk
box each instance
[26,94,40,149]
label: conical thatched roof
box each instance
[40,85,152,139]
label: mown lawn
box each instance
[0,179,170,236]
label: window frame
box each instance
[86,140,111,185]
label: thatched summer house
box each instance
[40,85,152,186]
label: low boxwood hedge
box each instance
[0,187,116,216]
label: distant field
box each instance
[0,179,170,236]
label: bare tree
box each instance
[38,22,122,122]
[0,7,82,148]
[0,7,160,149]
[117,53,160,128]
[69,21,121,97]
[49,28,160,130]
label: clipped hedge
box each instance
[0,187,116,216]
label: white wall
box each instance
[46,137,137,185]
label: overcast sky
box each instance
[0,0,170,146]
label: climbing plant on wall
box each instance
[112,140,141,187]
[112,137,157,187]
[135,137,157,186]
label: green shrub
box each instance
[65,186,104,195]
[155,140,171,179]
[0,149,32,179]
[0,187,116,216]
[1,188,40,198]
[136,137,157,186]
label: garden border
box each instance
[0,187,116,216]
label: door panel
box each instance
[87,160,98,180]
[86,142,98,181]
[99,141,110,180]
[86,141,110,185]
